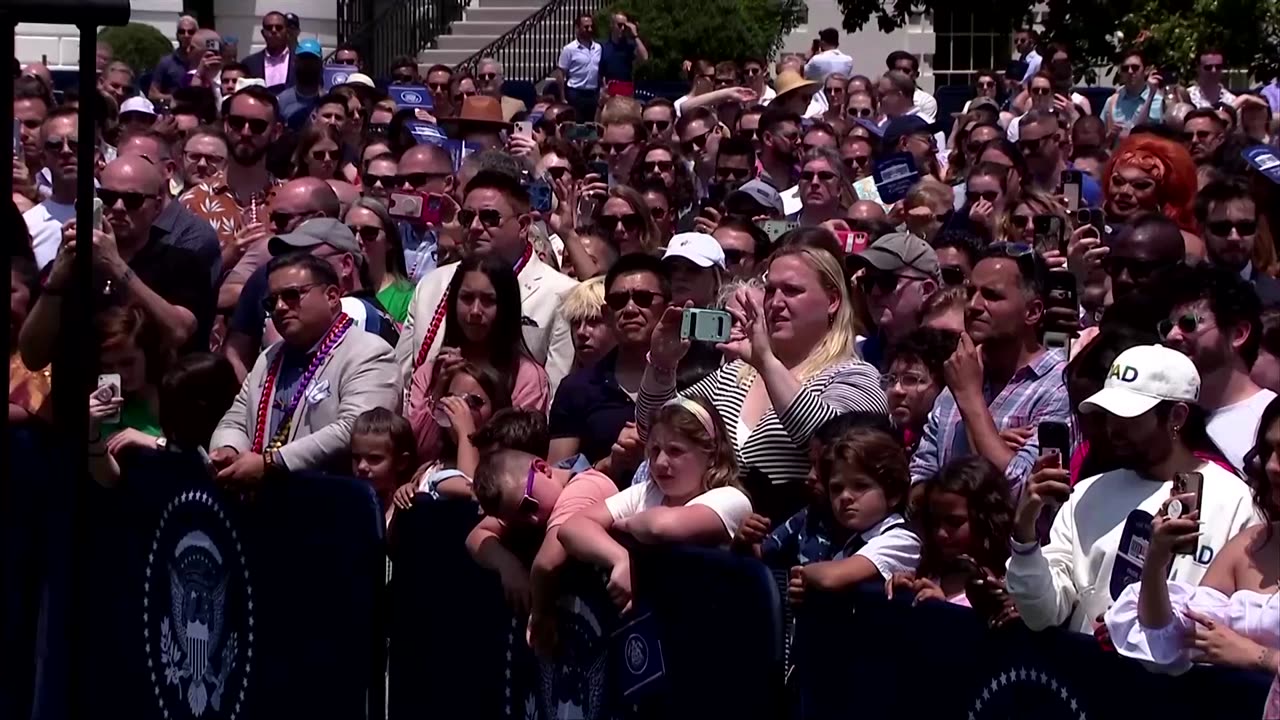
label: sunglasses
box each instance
[681,131,711,154]
[310,148,340,162]
[642,160,674,174]
[1016,135,1054,155]
[427,81,449,91]
[843,155,871,170]
[722,248,752,266]
[1206,220,1258,237]
[262,283,323,312]
[744,67,762,77]
[545,166,571,180]
[403,171,449,189]
[846,106,873,118]
[1102,256,1163,280]
[439,393,486,411]
[599,141,633,155]
[1158,312,1214,338]
[518,464,540,517]
[98,189,154,211]
[184,151,226,166]
[1009,214,1033,229]
[44,136,80,153]
[736,129,759,141]
[716,166,752,181]
[966,190,1000,204]
[348,225,382,243]
[1183,129,1219,143]
[940,265,967,287]
[857,272,918,295]
[880,372,931,390]
[270,210,315,232]
[800,170,838,182]
[976,80,996,89]
[363,173,402,188]
[226,115,270,135]
[478,73,498,82]
[604,289,665,310]
[1029,87,1052,96]
[458,208,506,228]
[644,120,671,132]
[263,23,286,31]
[1201,63,1223,72]
[597,213,644,234]
[1121,64,1142,73]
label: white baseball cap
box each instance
[234,77,267,93]
[1079,344,1201,418]
[342,72,375,88]
[663,232,726,269]
[119,96,156,116]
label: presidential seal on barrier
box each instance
[144,489,253,719]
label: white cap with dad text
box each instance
[1079,344,1201,418]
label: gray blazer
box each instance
[212,328,401,471]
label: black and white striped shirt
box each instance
[636,358,889,489]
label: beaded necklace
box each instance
[252,313,354,453]
[412,243,533,370]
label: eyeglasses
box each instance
[800,170,838,182]
[597,213,644,234]
[44,135,79,153]
[880,372,931,390]
[453,90,478,102]
[642,160,674,174]
[310,148,340,162]
[1201,63,1223,72]
[1016,135,1054,155]
[177,28,196,36]
[1158,312,1215,338]
[518,464,540,517]
[681,130,712,154]
[262,283,323,312]
[440,393,486,411]
[976,80,996,89]
[604,289,665,310]
[184,151,226,166]
[744,67,762,77]
[857,271,922,295]
[458,208,506,228]
[403,171,450,189]
[348,224,382,243]
[644,120,671,133]
[966,190,1000,204]
[363,173,402,188]
[846,106,873,118]
[715,166,752,181]
[263,23,286,31]
[98,189,154,211]
[1121,64,1142,73]
[545,166,571,180]
[599,141,633,155]
[1206,220,1258,237]
[226,115,270,135]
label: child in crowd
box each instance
[390,362,511,511]
[350,407,417,518]
[559,397,752,612]
[886,457,1019,626]
[786,425,920,606]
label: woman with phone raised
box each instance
[638,244,888,521]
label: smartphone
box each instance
[835,230,870,255]
[387,191,425,220]
[423,194,443,225]
[1060,170,1082,213]
[680,308,732,343]
[758,219,798,243]
[575,195,600,221]
[514,120,533,140]
[1171,471,1205,553]
[205,38,222,54]
[527,179,552,214]
[1037,420,1072,465]
[1032,215,1065,256]
[95,373,122,425]
[704,182,728,208]
[588,160,610,181]
[11,118,19,156]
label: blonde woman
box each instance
[903,178,955,241]
[640,244,889,521]
[559,277,615,369]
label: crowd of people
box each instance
[8,11,1280,710]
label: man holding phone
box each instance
[1015,110,1101,207]
[1007,344,1258,633]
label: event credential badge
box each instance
[145,489,253,718]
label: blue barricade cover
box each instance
[793,584,1272,720]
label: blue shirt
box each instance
[269,344,312,439]
[398,221,438,282]
[277,86,322,131]
[599,38,637,82]
[548,349,636,464]
[1108,85,1165,127]
[1075,165,1104,208]
[760,507,838,567]
[152,49,190,94]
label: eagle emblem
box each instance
[162,531,235,716]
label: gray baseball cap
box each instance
[850,231,939,276]
[269,218,362,259]
[726,179,784,216]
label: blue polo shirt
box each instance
[152,49,190,94]
[599,38,637,82]
[548,349,636,464]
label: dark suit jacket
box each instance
[242,48,296,90]
[1254,270,1280,310]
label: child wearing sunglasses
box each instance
[558,397,751,613]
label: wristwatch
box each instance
[154,436,168,451]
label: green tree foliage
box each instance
[836,0,1280,84]
[98,23,175,75]
[600,0,806,81]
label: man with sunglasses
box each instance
[149,15,199,106]
[908,243,1071,493]
[467,448,618,640]
[676,107,721,185]
[210,252,399,487]
[21,107,82,269]
[711,137,757,197]
[1195,176,1280,308]
[1188,48,1236,110]
[850,232,941,369]
[554,13,603,123]
[1180,108,1227,165]
[390,56,423,86]
[641,99,676,142]
[1160,264,1274,471]
[1100,51,1165,135]
[243,11,296,90]
[392,143,457,282]
[599,12,648,96]
[756,107,803,212]
[476,58,528,122]
[883,115,943,181]
[1016,110,1103,207]
[1104,213,1187,307]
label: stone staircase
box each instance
[417,0,549,71]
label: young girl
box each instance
[559,397,752,612]
[406,255,549,460]
[350,407,417,519]
[786,426,920,606]
[392,362,512,512]
[886,457,1018,626]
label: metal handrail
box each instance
[456,0,606,81]
[335,0,469,77]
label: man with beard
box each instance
[756,107,803,214]
[908,244,1071,493]
[1195,177,1280,307]
[21,107,80,269]
[1007,344,1257,633]
[1181,108,1227,166]
[852,232,940,368]
[1159,264,1274,470]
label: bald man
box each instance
[19,157,215,369]
[152,15,201,103]
[395,143,457,281]
[117,131,222,287]
[327,179,360,217]
[184,29,226,95]
[846,199,887,223]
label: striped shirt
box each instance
[636,358,889,489]
[908,348,1071,494]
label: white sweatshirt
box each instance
[1006,462,1260,633]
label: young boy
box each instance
[467,448,617,656]
[350,407,417,516]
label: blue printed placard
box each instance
[406,121,447,145]
[390,85,434,111]
[323,65,355,91]
[872,152,920,205]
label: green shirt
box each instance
[101,395,162,437]
[377,280,414,325]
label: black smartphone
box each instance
[1060,170,1082,213]
[588,160,610,181]
[1037,420,1072,465]
[1032,215,1065,256]
[1074,207,1105,237]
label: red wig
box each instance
[1102,134,1198,232]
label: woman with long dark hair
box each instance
[405,254,549,460]
[291,123,344,180]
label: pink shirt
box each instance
[263,49,290,88]
[407,355,550,460]
[547,469,617,530]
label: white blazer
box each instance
[393,254,578,396]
